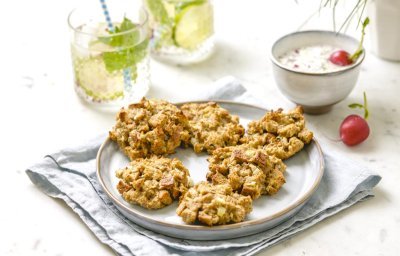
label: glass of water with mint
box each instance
[144,0,214,64]
[68,3,150,109]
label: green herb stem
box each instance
[349,17,370,62]
[363,91,369,120]
[348,91,369,120]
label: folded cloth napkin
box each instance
[26,76,381,256]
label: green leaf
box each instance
[103,38,149,73]
[98,17,139,48]
[98,27,122,47]
[176,0,206,13]
[348,91,370,120]
[119,17,140,47]
[362,17,370,27]
[103,50,130,72]
[130,38,150,63]
[120,17,135,31]
[348,103,364,109]
[98,17,148,73]
[145,0,172,25]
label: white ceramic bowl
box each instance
[270,30,365,114]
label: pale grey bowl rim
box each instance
[270,30,365,76]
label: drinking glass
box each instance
[144,0,214,64]
[68,3,150,109]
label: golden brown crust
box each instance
[241,106,313,159]
[181,102,245,154]
[176,181,252,226]
[207,145,286,199]
[110,102,313,217]
[265,168,286,195]
[109,98,191,160]
[116,156,191,209]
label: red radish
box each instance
[339,92,370,146]
[329,17,370,67]
[340,115,370,146]
[330,50,353,66]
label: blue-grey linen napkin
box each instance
[26,76,381,256]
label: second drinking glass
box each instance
[144,0,214,64]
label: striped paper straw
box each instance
[99,0,132,92]
[99,0,114,32]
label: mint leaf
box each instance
[119,17,140,46]
[103,50,130,72]
[98,26,122,47]
[145,0,172,25]
[99,17,139,47]
[98,17,148,73]
[103,39,149,73]
[130,38,149,63]
[120,17,135,31]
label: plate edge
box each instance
[96,101,325,231]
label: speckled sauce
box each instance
[278,45,351,73]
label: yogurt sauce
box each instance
[278,45,352,73]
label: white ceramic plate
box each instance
[97,101,324,240]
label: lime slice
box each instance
[73,56,124,100]
[174,2,213,50]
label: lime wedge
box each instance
[174,2,213,50]
[74,56,124,100]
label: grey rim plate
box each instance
[96,101,325,240]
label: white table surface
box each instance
[1,0,399,255]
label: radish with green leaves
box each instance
[330,17,369,66]
[340,92,370,146]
